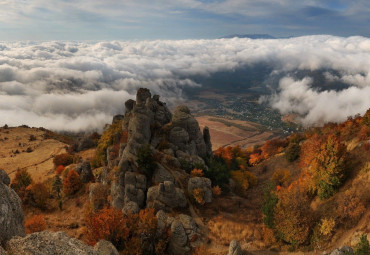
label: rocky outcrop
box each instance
[123,172,146,208]
[228,240,242,255]
[75,161,94,183]
[147,181,187,211]
[152,164,175,184]
[188,177,213,203]
[0,170,25,246]
[169,220,190,255]
[6,231,118,255]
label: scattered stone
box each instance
[228,240,242,255]
[329,246,354,255]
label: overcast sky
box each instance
[0,0,369,40]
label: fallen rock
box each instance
[228,240,242,255]
[94,240,119,255]
[0,171,25,245]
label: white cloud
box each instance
[0,35,370,131]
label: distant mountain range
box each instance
[221,34,276,39]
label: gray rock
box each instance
[0,172,25,246]
[178,214,198,241]
[122,201,139,215]
[125,99,135,112]
[6,231,97,255]
[188,177,213,203]
[169,220,190,255]
[94,240,119,255]
[111,180,124,209]
[228,240,242,255]
[136,88,151,106]
[152,164,175,184]
[0,169,10,186]
[75,161,94,183]
[147,181,187,211]
[330,246,354,255]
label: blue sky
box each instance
[0,0,369,40]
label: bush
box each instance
[11,169,33,202]
[52,175,62,199]
[192,188,205,205]
[212,185,222,196]
[231,170,257,192]
[55,165,65,175]
[336,191,365,228]
[30,182,49,209]
[285,142,301,162]
[137,144,157,179]
[25,215,46,234]
[204,157,230,188]
[53,153,74,167]
[272,169,291,187]
[355,235,370,255]
[319,218,335,236]
[190,168,204,177]
[63,170,81,196]
[261,183,278,229]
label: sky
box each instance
[0,0,370,40]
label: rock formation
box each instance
[5,231,118,255]
[0,169,25,246]
[146,181,187,211]
[75,160,94,183]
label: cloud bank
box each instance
[0,35,370,131]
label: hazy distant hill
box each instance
[222,34,276,39]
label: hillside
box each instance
[0,88,369,255]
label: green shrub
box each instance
[261,183,278,229]
[137,144,157,179]
[204,157,230,188]
[355,235,370,255]
[285,142,301,162]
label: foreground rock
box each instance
[6,231,118,255]
[0,169,25,246]
[228,240,242,255]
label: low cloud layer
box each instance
[0,35,370,131]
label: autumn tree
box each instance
[309,134,348,199]
[29,182,49,209]
[274,185,314,245]
[11,169,33,202]
[63,170,81,196]
[53,153,74,167]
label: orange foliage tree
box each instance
[260,138,288,160]
[63,170,81,196]
[25,215,46,234]
[29,182,49,209]
[274,184,314,245]
[53,153,74,167]
[190,168,204,177]
[11,169,33,202]
[55,165,65,175]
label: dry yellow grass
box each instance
[0,127,67,182]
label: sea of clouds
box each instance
[0,35,370,131]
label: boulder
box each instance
[169,220,190,255]
[122,201,139,215]
[188,177,213,203]
[0,171,25,246]
[94,240,119,255]
[228,240,242,255]
[178,214,198,241]
[147,181,187,211]
[6,231,112,255]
